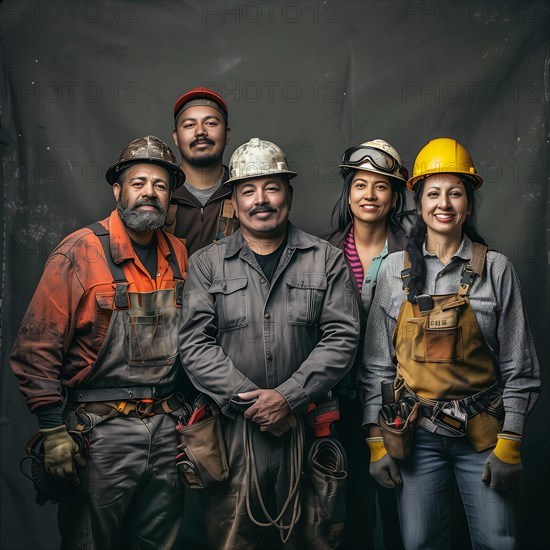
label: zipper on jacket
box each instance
[201,207,204,221]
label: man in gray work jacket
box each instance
[179,138,360,549]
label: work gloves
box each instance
[40,424,86,483]
[482,433,522,491]
[366,436,401,489]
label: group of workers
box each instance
[10,87,540,550]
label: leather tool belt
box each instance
[69,392,185,420]
[406,384,502,438]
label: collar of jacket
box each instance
[223,222,317,259]
[324,221,408,254]
[104,209,172,265]
[170,165,230,206]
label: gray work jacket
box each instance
[179,223,360,417]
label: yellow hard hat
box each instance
[406,138,483,191]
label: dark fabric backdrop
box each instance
[1,1,548,548]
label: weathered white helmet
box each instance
[224,138,297,186]
[339,138,408,183]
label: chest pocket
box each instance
[286,273,327,326]
[208,277,248,330]
[92,292,115,350]
[409,301,465,364]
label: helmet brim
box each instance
[105,158,185,189]
[224,170,298,187]
[339,164,407,184]
[406,171,483,191]
[173,89,228,120]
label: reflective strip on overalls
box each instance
[76,223,184,394]
[393,243,497,401]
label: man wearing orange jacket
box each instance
[11,136,188,549]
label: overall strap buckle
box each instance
[114,283,130,309]
[458,265,475,296]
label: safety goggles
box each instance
[341,146,408,180]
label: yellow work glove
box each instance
[366,436,401,489]
[482,433,522,491]
[40,425,86,484]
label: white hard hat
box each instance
[339,139,408,183]
[225,138,297,186]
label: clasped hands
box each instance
[238,389,296,437]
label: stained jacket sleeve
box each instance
[275,248,361,413]
[178,251,259,417]
[10,250,83,411]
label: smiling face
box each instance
[348,170,396,227]
[172,105,230,168]
[420,173,472,241]
[231,175,292,240]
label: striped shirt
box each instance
[343,225,389,313]
[344,226,364,289]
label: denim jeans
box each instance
[396,428,517,550]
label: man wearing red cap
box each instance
[166,86,239,256]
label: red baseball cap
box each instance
[173,87,228,124]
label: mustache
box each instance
[191,137,215,147]
[248,205,277,216]
[131,197,164,212]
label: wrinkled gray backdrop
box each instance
[1,1,548,548]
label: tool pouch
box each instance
[379,398,420,461]
[176,395,229,489]
[466,395,504,452]
[296,438,347,550]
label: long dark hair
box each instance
[405,176,487,295]
[330,168,408,233]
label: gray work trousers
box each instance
[59,412,185,549]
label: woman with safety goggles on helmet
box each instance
[358,138,540,549]
[324,139,411,550]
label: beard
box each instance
[185,152,221,168]
[182,138,223,168]
[117,196,167,233]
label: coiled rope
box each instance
[242,416,304,543]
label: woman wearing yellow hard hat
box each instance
[358,138,540,549]
[325,138,412,549]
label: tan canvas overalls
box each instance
[393,243,503,450]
